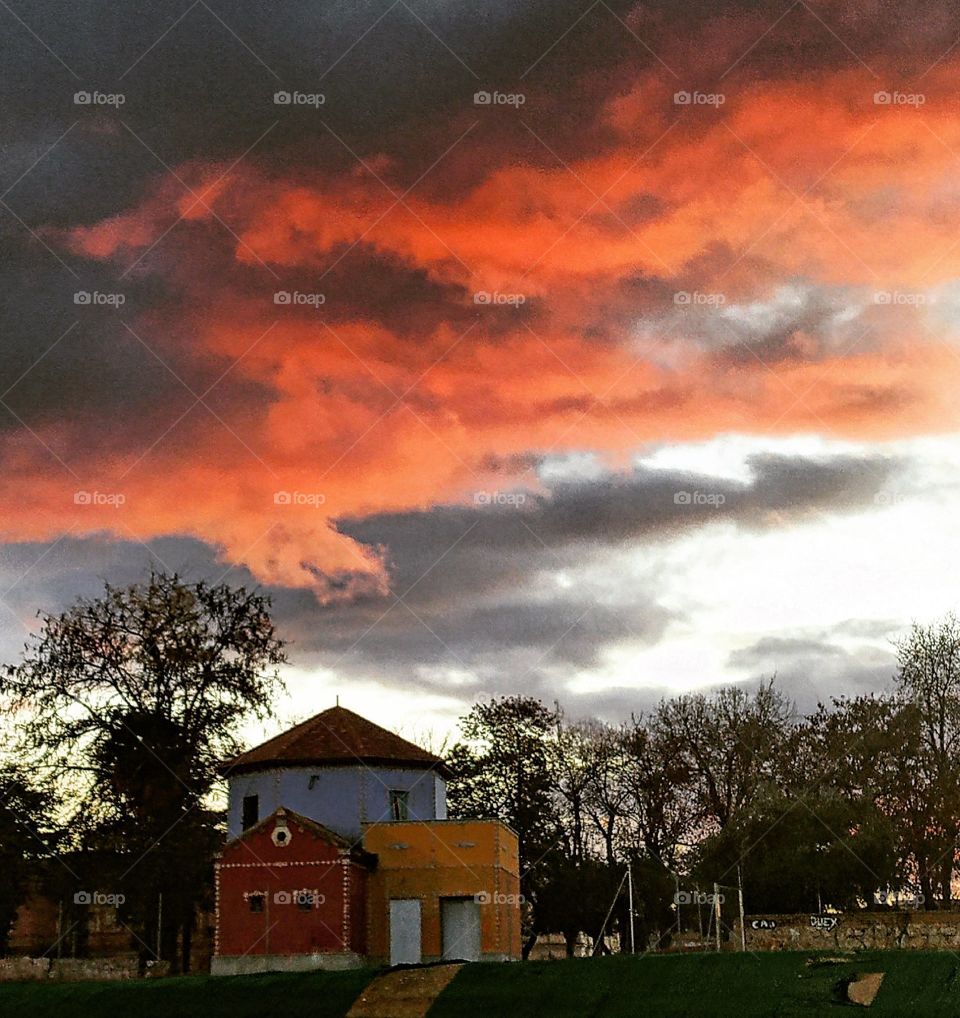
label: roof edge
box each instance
[220,756,453,778]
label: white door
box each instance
[441,898,481,961]
[389,899,422,966]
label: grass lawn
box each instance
[431,951,960,1017]
[0,967,378,1018]
[5,952,960,1017]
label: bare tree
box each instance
[651,680,795,832]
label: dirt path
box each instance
[346,964,463,1018]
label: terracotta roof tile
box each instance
[222,705,447,776]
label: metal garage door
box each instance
[441,897,481,961]
[389,899,422,966]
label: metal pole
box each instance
[627,864,635,954]
[593,869,629,955]
[57,900,63,959]
[737,867,746,952]
[714,883,721,952]
[157,893,162,959]
[675,874,681,936]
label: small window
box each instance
[242,794,259,830]
[389,790,410,821]
[248,894,264,914]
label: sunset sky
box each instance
[2,0,960,742]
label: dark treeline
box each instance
[445,615,960,955]
[0,572,285,970]
[1,570,958,964]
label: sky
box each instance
[2,0,960,744]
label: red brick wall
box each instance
[216,820,368,957]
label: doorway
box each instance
[441,897,481,961]
[389,899,422,965]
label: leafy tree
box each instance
[894,614,960,905]
[447,696,561,864]
[1,571,286,969]
[628,853,676,950]
[533,854,622,956]
[693,785,898,914]
[446,696,561,955]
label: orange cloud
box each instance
[12,55,960,598]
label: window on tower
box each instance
[242,794,259,830]
[389,789,410,821]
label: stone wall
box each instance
[0,957,171,983]
[0,958,51,982]
[737,912,960,951]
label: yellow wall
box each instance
[363,820,521,962]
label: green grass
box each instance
[429,951,960,1017]
[5,952,960,1017]
[0,967,378,1018]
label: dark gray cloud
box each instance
[0,450,903,715]
[280,450,903,699]
[727,631,900,712]
[0,534,233,662]
[337,451,901,580]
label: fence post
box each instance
[714,883,721,952]
[627,864,635,954]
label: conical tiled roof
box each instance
[222,705,447,776]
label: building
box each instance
[214,807,372,972]
[363,818,521,964]
[224,705,448,842]
[213,706,521,974]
